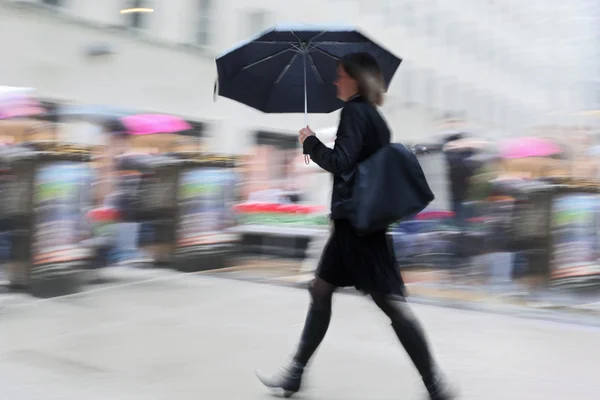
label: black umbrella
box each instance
[214,23,401,126]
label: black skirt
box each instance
[316,219,405,296]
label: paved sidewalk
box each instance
[1,271,600,400]
[206,258,600,324]
[2,261,600,326]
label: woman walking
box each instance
[256,52,454,400]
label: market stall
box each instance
[549,183,600,288]
[1,141,94,297]
[232,202,328,259]
[112,152,180,266]
[169,152,239,272]
[231,128,333,259]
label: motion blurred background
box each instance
[2,2,600,399]
[2,0,600,313]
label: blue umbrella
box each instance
[214,23,401,125]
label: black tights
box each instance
[293,278,437,388]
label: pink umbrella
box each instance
[500,137,562,159]
[0,86,46,119]
[120,114,192,135]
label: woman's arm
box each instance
[302,103,365,175]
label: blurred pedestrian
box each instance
[256,52,454,400]
[444,147,475,229]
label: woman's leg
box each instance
[370,293,453,399]
[256,278,336,397]
[293,277,335,364]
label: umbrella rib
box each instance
[252,41,362,45]
[307,53,324,84]
[290,31,304,45]
[310,41,366,45]
[309,45,340,61]
[242,47,296,70]
[275,52,300,84]
[308,31,327,44]
[253,41,300,44]
[264,50,301,111]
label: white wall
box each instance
[0,0,589,150]
[0,1,339,153]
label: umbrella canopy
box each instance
[0,86,46,119]
[120,114,192,135]
[500,136,562,159]
[215,24,401,118]
[55,105,191,135]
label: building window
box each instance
[438,77,450,112]
[41,0,63,7]
[381,0,394,24]
[401,63,413,105]
[401,0,415,29]
[195,0,213,46]
[423,70,435,110]
[125,0,152,30]
[444,21,455,47]
[451,81,462,113]
[244,10,269,37]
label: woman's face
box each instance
[334,64,358,102]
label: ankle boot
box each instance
[256,304,330,398]
[426,375,457,400]
[255,360,305,398]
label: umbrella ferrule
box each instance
[299,40,310,52]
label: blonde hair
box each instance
[340,52,386,106]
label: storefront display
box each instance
[173,154,238,272]
[177,167,236,247]
[32,161,93,266]
[550,193,600,281]
[240,130,304,206]
[233,203,328,226]
[1,142,95,296]
[391,213,457,269]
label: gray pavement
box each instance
[1,269,600,399]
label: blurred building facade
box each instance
[1,0,596,146]
[575,0,600,129]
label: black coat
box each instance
[445,150,475,202]
[303,95,390,220]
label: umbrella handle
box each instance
[302,53,310,165]
[302,117,310,164]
